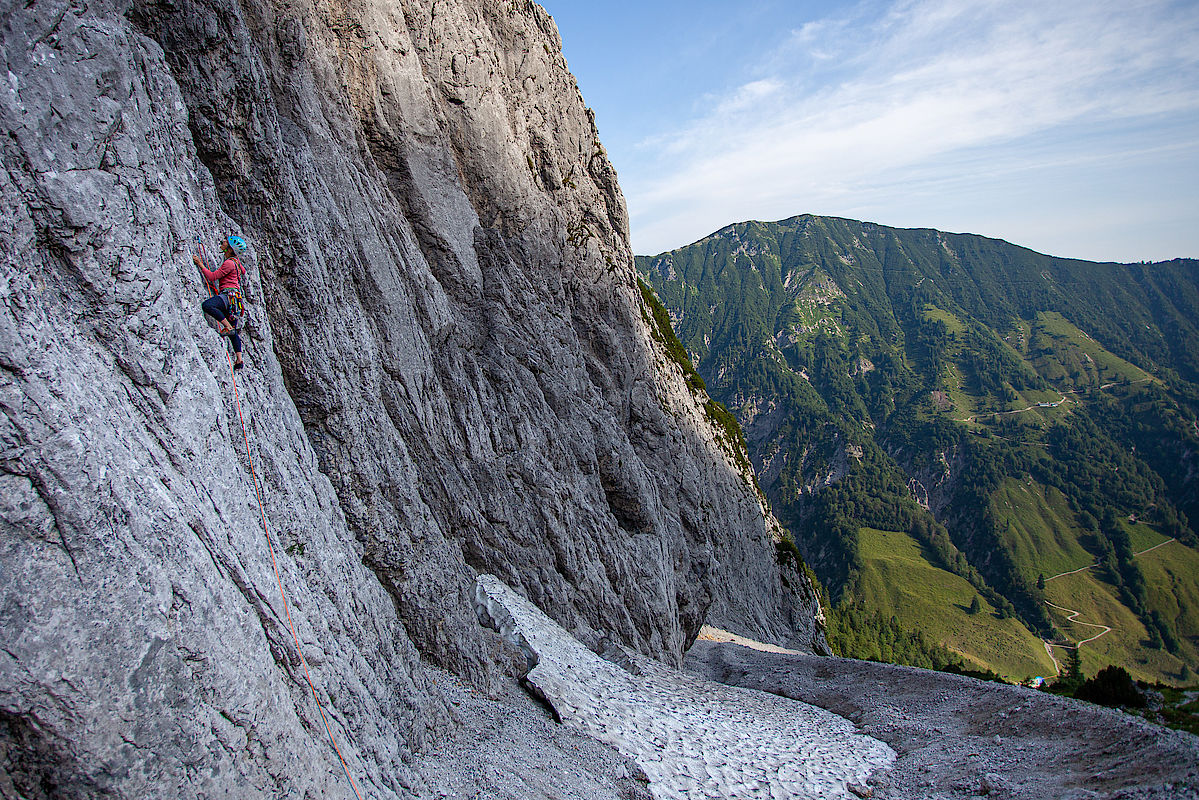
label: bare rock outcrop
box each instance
[1,0,824,795]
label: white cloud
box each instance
[625,0,1199,259]
[720,78,785,111]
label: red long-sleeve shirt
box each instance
[201,258,244,291]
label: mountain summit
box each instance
[638,214,1199,683]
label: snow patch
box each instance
[475,575,895,800]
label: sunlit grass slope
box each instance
[996,481,1197,684]
[1127,522,1171,553]
[1044,569,1189,685]
[1019,311,1155,390]
[857,527,1056,680]
[1138,540,1199,672]
[993,478,1092,581]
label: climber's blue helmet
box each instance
[226,235,248,255]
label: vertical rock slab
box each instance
[1,1,446,796]
[123,0,825,665]
[1,0,826,795]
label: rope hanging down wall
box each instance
[196,239,366,800]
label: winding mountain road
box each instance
[957,376,1155,426]
[959,394,1069,424]
[1045,600,1113,647]
[1040,538,1177,674]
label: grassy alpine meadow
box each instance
[1044,569,1189,685]
[992,478,1095,583]
[1126,521,1174,553]
[1137,540,1199,672]
[1022,311,1157,390]
[856,527,1056,681]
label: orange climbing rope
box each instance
[197,240,365,800]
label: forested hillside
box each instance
[638,215,1199,683]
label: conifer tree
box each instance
[1060,646,1085,694]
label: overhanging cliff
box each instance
[0,0,823,795]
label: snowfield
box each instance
[475,574,896,799]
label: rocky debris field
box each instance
[686,640,1199,799]
[476,575,895,799]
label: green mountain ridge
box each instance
[637,214,1199,683]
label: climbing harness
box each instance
[196,239,365,800]
[221,284,246,327]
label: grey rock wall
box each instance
[1,0,824,795]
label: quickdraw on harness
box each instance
[221,261,247,324]
[225,286,246,318]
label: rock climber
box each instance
[195,235,249,370]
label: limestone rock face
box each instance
[0,0,824,795]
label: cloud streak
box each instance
[624,0,1199,260]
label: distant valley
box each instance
[638,215,1199,684]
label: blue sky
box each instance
[539,0,1199,262]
